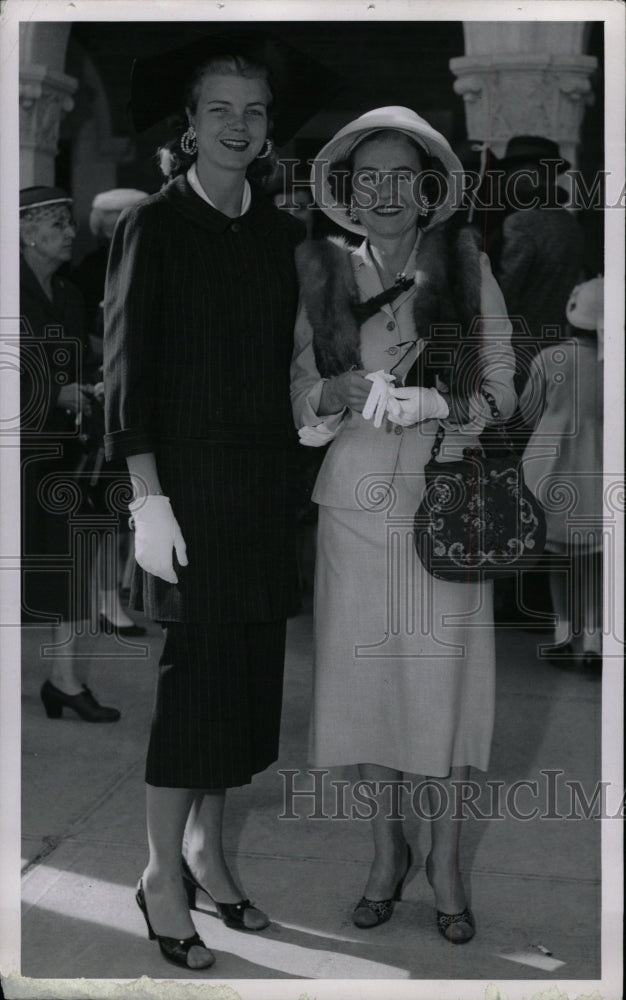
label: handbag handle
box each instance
[429,388,511,460]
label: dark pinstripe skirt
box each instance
[145,620,286,788]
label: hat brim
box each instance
[310,109,465,235]
[499,153,570,174]
[130,30,346,147]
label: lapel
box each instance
[352,242,394,322]
[351,239,418,322]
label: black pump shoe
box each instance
[352,844,413,929]
[99,613,146,637]
[40,680,120,722]
[181,856,270,932]
[135,878,215,970]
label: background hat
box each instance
[500,135,570,173]
[20,186,72,212]
[566,276,604,331]
[310,106,465,235]
[130,30,346,146]
[92,188,149,211]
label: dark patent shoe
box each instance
[99,612,146,637]
[181,856,269,932]
[352,845,413,929]
[40,680,120,722]
[135,879,215,970]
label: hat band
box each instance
[20,197,72,212]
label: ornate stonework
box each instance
[449,53,597,165]
[20,65,77,155]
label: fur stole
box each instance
[295,223,483,390]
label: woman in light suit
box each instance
[291,107,516,942]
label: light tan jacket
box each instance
[291,238,516,513]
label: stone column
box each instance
[20,65,78,186]
[450,23,597,167]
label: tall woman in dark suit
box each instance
[104,39,330,970]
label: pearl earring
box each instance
[180,126,197,156]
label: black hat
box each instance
[451,139,500,173]
[500,135,570,173]
[20,186,72,212]
[130,30,346,147]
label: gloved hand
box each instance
[386,387,450,426]
[362,370,397,428]
[128,495,188,584]
[298,423,340,447]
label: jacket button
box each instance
[386,320,395,331]
[231,222,241,233]
[387,346,398,356]
[394,425,403,435]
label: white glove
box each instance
[362,370,397,428]
[386,387,450,426]
[128,495,188,584]
[298,423,340,447]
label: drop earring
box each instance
[418,193,431,215]
[348,197,359,223]
[180,126,198,156]
[256,139,273,159]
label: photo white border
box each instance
[1,1,623,997]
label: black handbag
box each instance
[414,391,546,581]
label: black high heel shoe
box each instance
[352,844,413,929]
[181,856,270,932]
[135,878,215,970]
[40,680,120,722]
[99,613,146,637]
[425,854,475,944]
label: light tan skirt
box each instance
[311,503,496,776]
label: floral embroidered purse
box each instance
[414,391,546,581]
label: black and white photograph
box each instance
[0,1,623,997]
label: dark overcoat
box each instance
[103,175,303,624]
[20,259,96,622]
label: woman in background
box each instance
[20,185,120,723]
[520,276,604,672]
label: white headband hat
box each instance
[310,106,465,236]
[92,188,149,211]
[566,276,604,331]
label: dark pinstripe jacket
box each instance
[104,175,304,623]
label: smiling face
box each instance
[351,132,425,242]
[21,204,76,269]
[188,71,270,176]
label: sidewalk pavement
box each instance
[16,603,603,992]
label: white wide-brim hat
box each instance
[310,106,465,236]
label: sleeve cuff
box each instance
[104,429,157,461]
[299,379,346,431]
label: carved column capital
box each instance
[449,53,597,161]
[20,65,78,156]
